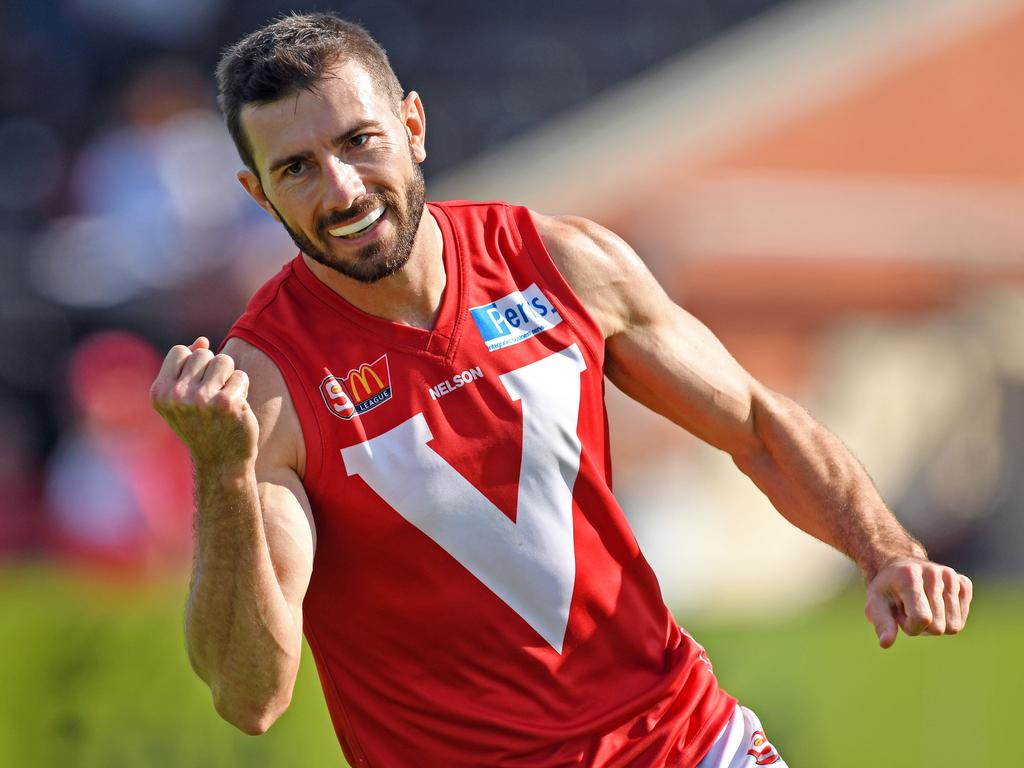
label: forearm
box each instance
[186,461,301,730]
[734,388,926,582]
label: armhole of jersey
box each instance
[222,326,328,508]
[505,204,606,368]
[426,202,470,365]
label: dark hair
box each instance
[216,12,403,173]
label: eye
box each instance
[350,134,370,148]
[284,160,307,176]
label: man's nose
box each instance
[321,156,366,211]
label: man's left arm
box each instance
[533,212,972,648]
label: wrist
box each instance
[860,540,929,584]
[194,457,257,493]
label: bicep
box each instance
[256,466,316,622]
[534,211,764,458]
[605,300,761,457]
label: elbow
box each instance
[730,388,780,477]
[735,384,784,453]
[731,439,771,481]
[212,685,293,736]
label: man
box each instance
[151,12,972,768]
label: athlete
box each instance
[151,13,973,768]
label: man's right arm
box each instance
[151,336,315,735]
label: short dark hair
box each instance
[216,12,404,173]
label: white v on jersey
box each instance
[341,344,587,652]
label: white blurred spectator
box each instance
[32,59,256,308]
[45,331,193,576]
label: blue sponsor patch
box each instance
[469,284,562,351]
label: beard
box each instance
[271,161,426,284]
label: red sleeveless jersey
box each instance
[225,201,735,767]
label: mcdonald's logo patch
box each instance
[320,354,393,420]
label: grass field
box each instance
[1,565,1019,767]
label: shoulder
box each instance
[222,337,306,477]
[222,336,285,379]
[528,210,667,339]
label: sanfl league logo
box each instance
[320,354,393,420]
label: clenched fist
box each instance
[150,337,259,468]
[864,557,973,648]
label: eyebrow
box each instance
[266,120,382,175]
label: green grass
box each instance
[0,566,341,768]
[1,565,1018,767]
[688,584,1023,766]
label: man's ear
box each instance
[402,91,427,164]
[238,170,281,222]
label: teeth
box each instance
[329,206,385,238]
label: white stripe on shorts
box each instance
[695,704,788,768]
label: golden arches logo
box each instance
[343,362,385,399]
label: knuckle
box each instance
[909,602,933,625]
[198,382,224,404]
[210,390,234,410]
[865,593,887,616]
[897,563,921,587]
[946,578,961,599]
[169,382,190,402]
[908,604,930,621]
[920,566,940,588]
[905,619,926,635]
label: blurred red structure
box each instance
[45,331,194,577]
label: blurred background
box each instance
[1,0,1021,765]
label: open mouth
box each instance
[328,205,386,239]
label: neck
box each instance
[303,208,445,330]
